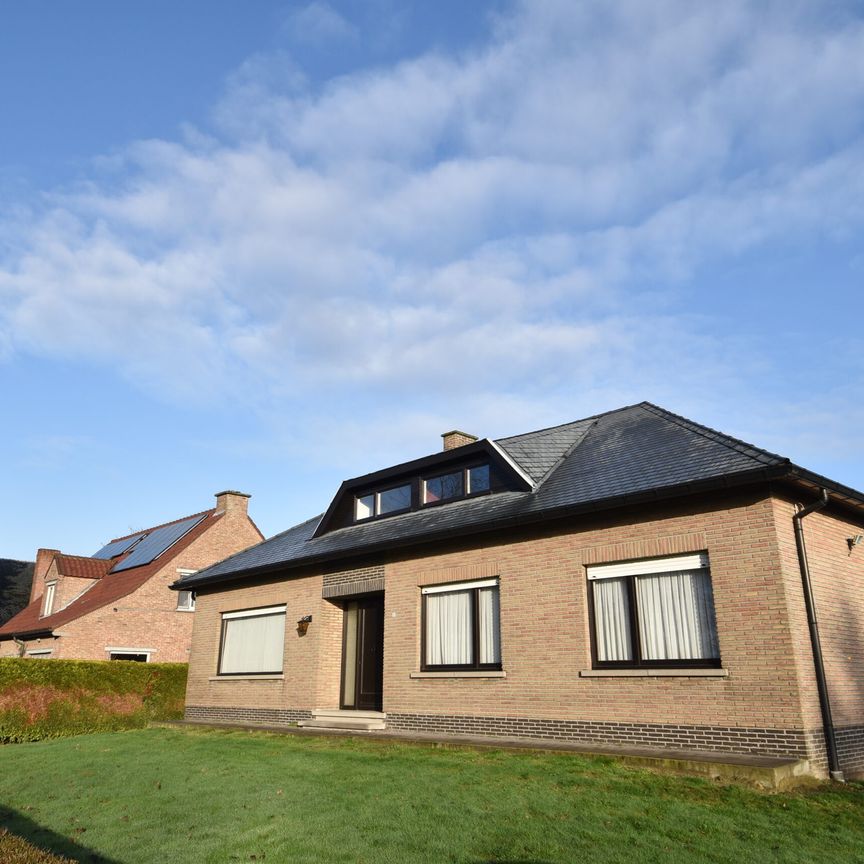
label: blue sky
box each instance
[1,0,863,561]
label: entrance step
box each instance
[298,709,387,732]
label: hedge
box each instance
[0,657,187,742]
[0,829,76,864]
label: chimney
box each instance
[31,548,60,604]
[441,430,478,451]
[215,490,251,515]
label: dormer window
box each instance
[355,483,412,521]
[423,464,490,505]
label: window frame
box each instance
[41,582,57,618]
[587,554,721,670]
[217,604,287,677]
[421,462,491,508]
[420,579,502,672]
[354,482,413,522]
[176,590,196,612]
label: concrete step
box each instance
[298,709,387,732]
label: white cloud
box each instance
[1,0,863,460]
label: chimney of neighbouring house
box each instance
[215,490,251,515]
[441,430,478,451]
[30,548,60,604]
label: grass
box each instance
[0,727,863,864]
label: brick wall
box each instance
[770,493,864,776]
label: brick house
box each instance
[174,405,864,779]
[0,491,263,663]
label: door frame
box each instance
[339,593,384,711]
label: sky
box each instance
[1,0,863,560]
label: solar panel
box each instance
[92,532,147,560]
[110,514,206,572]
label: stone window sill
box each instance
[208,675,284,681]
[410,670,507,679]
[579,668,728,678]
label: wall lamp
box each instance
[297,615,313,636]
[847,535,863,553]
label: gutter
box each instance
[792,488,844,782]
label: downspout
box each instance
[793,488,844,781]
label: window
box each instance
[467,464,490,493]
[41,583,56,617]
[176,590,196,611]
[425,470,463,503]
[218,605,286,675]
[110,653,149,662]
[423,464,491,506]
[27,650,52,658]
[587,553,720,668]
[422,579,501,670]
[355,484,411,521]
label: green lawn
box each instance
[1,727,863,864]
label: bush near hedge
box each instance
[0,657,187,742]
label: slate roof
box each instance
[0,508,221,639]
[176,401,864,591]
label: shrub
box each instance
[0,658,187,742]
[0,829,76,863]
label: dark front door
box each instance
[341,595,384,711]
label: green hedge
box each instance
[0,657,187,742]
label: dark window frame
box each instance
[217,606,286,677]
[354,482,413,522]
[421,462,491,509]
[588,569,722,670]
[420,583,502,672]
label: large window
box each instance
[218,605,286,675]
[587,553,720,668]
[422,579,501,670]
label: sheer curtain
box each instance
[426,591,472,665]
[636,570,719,660]
[478,587,501,664]
[220,612,286,674]
[593,577,632,662]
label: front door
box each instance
[341,595,384,711]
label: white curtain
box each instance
[478,587,501,664]
[593,577,632,662]
[220,612,286,674]
[636,570,719,660]
[426,591,472,665]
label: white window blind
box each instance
[587,553,709,580]
[219,607,286,674]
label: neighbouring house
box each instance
[0,492,263,663]
[173,404,864,779]
[0,559,34,626]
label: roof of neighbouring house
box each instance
[0,507,222,640]
[175,401,864,591]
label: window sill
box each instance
[208,675,284,681]
[579,668,728,678]
[410,670,507,679]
